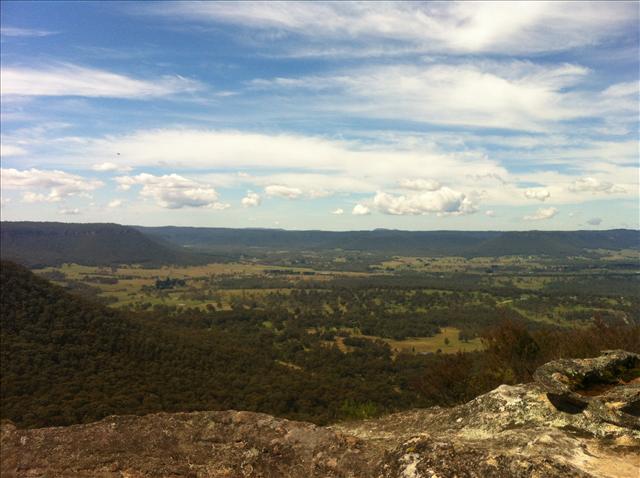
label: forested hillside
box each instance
[0,222,203,267]
[0,260,419,427]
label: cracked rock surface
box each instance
[2,351,639,477]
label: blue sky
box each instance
[1,1,638,230]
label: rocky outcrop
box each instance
[0,411,376,478]
[533,349,639,429]
[2,351,639,477]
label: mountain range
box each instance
[1,221,638,267]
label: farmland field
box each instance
[33,252,639,356]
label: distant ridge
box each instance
[468,230,640,257]
[138,226,639,257]
[0,222,200,267]
[1,222,637,266]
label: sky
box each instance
[1,1,638,230]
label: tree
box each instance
[482,319,540,382]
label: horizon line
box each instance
[1,220,638,234]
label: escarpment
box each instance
[2,351,639,478]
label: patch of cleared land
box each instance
[328,327,483,355]
[382,327,484,354]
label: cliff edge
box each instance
[2,350,638,477]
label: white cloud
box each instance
[524,188,550,201]
[241,191,261,207]
[9,128,636,211]
[264,184,303,199]
[602,81,639,98]
[1,26,57,37]
[352,204,370,216]
[586,217,602,226]
[372,187,477,216]
[59,207,80,215]
[2,168,102,202]
[331,208,344,215]
[485,210,496,217]
[47,128,507,194]
[93,162,132,172]
[398,178,441,191]
[241,172,373,195]
[107,199,123,208]
[209,202,231,210]
[250,61,599,130]
[0,144,27,157]
[1,63,201,98]
[524,207,558,221]
[22,192,49,203]
[145,2,635,56]
[568,177,626,194]
[307,189,332,199]
[115,173,228,209]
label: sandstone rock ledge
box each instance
[2,350,639,478]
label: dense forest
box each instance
[2,260,638,429]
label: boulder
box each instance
[533,349,640,429]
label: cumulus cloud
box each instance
[331,208,344,215]
[524,188,551,201]
[372,187,477,216]
[352,204,370,216]
[2,168,102,202]
[586,217,602,226]
[241,191,261,207]
[107,199,123,208]
[524,207,558,221]
[264,185,303,199]
[115,173,228,209]
[568,177,626,194]
[1,63,201,98]
[485,210,496,217]
[93,162,132,172]
[398,178,441,191]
